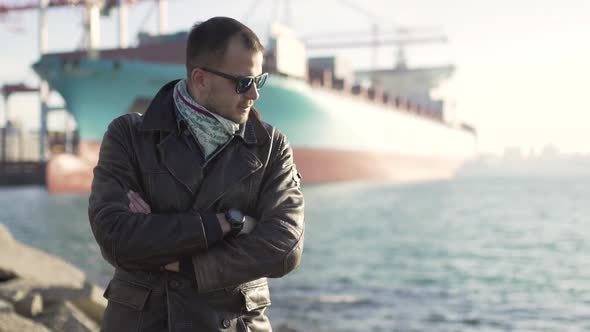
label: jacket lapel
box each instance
[157,132,204,194]
[139,81,269,207]
[193,143,263,211]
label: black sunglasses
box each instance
[201,67,268,94]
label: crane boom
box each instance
[305,36,448,50]
[0,0,138,14]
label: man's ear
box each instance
[190,67,207,90]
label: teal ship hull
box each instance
[33,47,476,193]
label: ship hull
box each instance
[34,58,476,193]
[46,142,465,193]
[294,148,464,183]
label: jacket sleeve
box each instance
[191,130,305,292]
[88,115,209,271]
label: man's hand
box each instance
[127,190,151,214]
[164,261,179,272]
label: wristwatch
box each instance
[225,208,245,237]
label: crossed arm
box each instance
[89,116,304,291]
[126,190,257,272]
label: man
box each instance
[88,16,304,332]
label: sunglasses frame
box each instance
[200,67,268,94]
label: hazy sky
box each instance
[1,0,589,154]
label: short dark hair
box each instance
[185,17,264,76]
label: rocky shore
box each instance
[0,223,105,332]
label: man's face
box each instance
[200,36,264,124]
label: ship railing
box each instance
[0,160,46,186]
[460,123,477,135]
[0,127,47,186]
[306,67,444,123]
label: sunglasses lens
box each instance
[235,73,268,94]
[236,78,254,94]
[255,73,268,90]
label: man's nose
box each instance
[244,82,260,101]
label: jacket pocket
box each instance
[102,278,152,332]
[240,282,271,312]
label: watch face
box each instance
[228,209,244,224]
[227,209,245,237]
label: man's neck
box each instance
[185,80,202,105]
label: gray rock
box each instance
[0,300,13,314]
[0,278,37,302]
[276,323,301,332]
[0,278,106,323]
[0,224,13,243]
[0,225,107,324]
[0,312,52,332]
[36,301,99,332]
[0,268,17,283]
[40,280,106,323]
[14,292,43,318]
[0,279,28,303]
[0,280,44,317]
[0,224,86,288]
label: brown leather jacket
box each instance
[88,81,305,332]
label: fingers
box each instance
[164,261,180,272]
[128,200,141,213]
[131,191,150,211]
[131,191,151,212]
[128,195,145,214]
[127,190,151,214]
[131,191,151,214]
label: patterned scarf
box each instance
[173,79,240,159]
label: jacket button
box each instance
[222,318,231,328]
[169,280,180,289]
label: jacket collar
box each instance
[140,80,268,146]
[139,80,179,133]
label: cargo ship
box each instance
[26,1,476,193]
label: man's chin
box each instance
[234,109,250,124]
[236,116,249,125]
